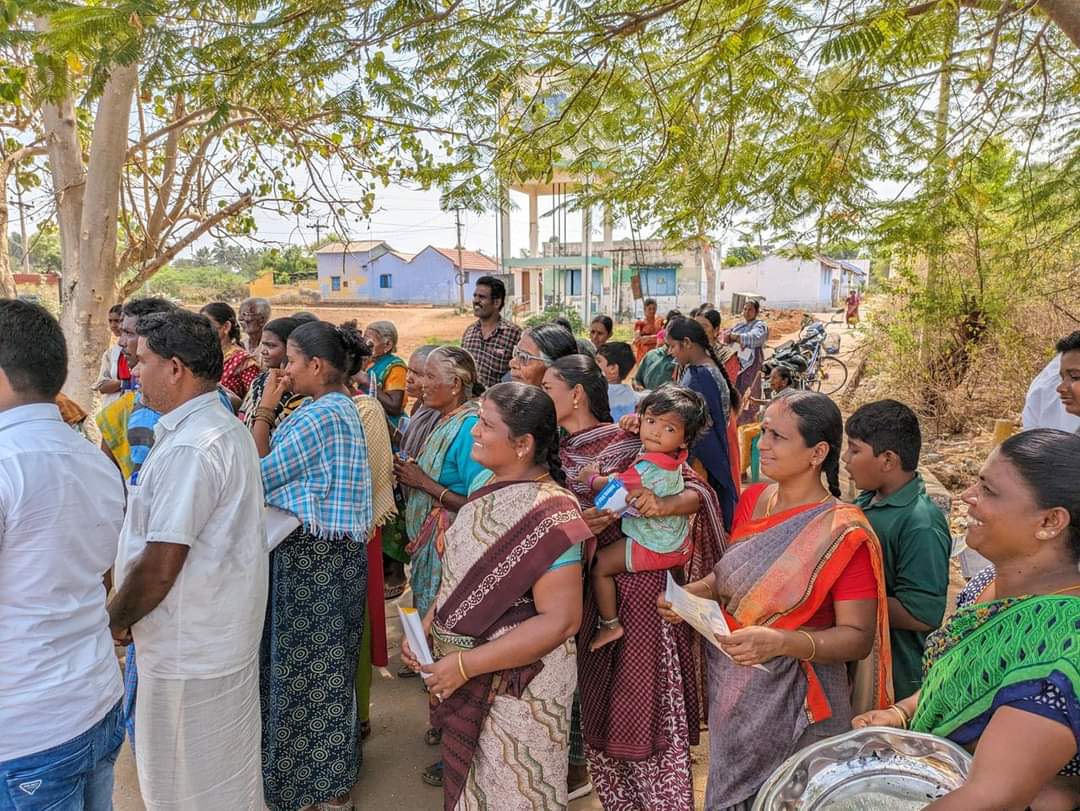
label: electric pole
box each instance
[455,208,465,307]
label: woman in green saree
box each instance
[854,429,1080,811]
[355,320,408,428]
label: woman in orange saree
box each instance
[632,298,663,363]
[658,391,892,810]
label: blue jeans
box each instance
[0,701,124,811]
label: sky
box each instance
[242,181,627,260]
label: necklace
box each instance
[1049,583,1080,596]
[534,472,551,482]
[765,489,832,518]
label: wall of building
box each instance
[538,238,710,315]
[317,247,482,304]
[718,255,833,310]
[318,249,373,302]
[247,272,319,300]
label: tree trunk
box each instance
[700,235,717,306]
[920,6,958,365]
[0,178,15,299]
[1038,0,1080,48]
[48,61,138,408]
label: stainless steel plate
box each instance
[752,727,972,810]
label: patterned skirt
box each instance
[260,528,367,811]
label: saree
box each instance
[404,400,481,617]
[705,497,892,808]
[632,316,662,363]
[369,353,408,428]
[565,423,729,810]
[431,480,592,811]
[912,585,1080,772]
[681,363,740,530]
[221,345,259,399]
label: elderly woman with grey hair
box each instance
[393,346,489,783]
[354,319,408,427]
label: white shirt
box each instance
[115,391,267,680]
[1022,354,1080,433]
[96,344,124,407]
[0,403,126,762]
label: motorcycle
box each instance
[762,314,848,397]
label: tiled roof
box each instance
[314,241,388,255]
[430,247,498,272]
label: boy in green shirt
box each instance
[843,399,952,700]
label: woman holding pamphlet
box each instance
[401,383,591,809]
[542,355,728,810]
[658,391,891,811]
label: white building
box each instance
[718,253,869,312]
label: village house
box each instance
[718,253,869,311]
[314,242,498,305]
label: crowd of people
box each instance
[1,278,1079,811]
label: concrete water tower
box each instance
[495,82,614,322]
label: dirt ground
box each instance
[111,585,709,811]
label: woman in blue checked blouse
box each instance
[254,320,374,811]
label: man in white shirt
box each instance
[1022,342,1080,433]
[108,310,268,811]
[0,300,127,809]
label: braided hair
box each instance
[483,382,568,487]
[782,390,843,497]
[665,317,741,412]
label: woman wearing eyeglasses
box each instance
[509,323,579,386]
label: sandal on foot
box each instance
[421,760,443,787]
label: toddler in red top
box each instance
[580,385,711,651]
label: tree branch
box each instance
[118,193,253,298]
[124,105,218,160]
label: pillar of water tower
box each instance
[528,189,540,313]
[603,210,613,314]
[581,203,591,325]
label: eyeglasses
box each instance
[512,346,549,366]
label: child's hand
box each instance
[618,413,641,434]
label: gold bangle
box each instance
[437,487,450,506]
[457,651,469,682]
[888,704,909,729]
[798,630,817,661]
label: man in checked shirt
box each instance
[461,275,523,389]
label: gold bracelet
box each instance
[888,704,909,729]
[253,414,275,428]
[457,651,469,682]
[798,630,817,661]
[437,487,450,506]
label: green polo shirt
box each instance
[855,473,951,701]
[634,346,676,390]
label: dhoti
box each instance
[134,660,262,811]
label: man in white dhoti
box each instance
[108,310,268,811]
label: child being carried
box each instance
[579,384,712,651]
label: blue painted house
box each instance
[316,242,498,304]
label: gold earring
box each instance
[1037,530,1050,539]
[573,400,578,410]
